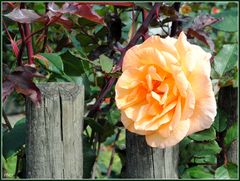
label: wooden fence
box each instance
[25,83,237,179]
[26,83,84,179]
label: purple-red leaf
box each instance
[4,8,41,23]
[77,2,134,7]
[2,65,44,106]
[48,2,105,25]
[191,14,223,31]
[186,14,222,52]
[2,80,15,103]
[46,11,73,30]
[187,28,215,52]
[74,4,105,25]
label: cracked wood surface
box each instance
[125,131,179,179]
[26,83,84,179]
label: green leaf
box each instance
[213,109,228,132]
[188,140,221,157]
[99,55,113,73]
[215,165,230,179]
[106,106,120,125]
[84,117,104,133]
[135,3,152,11]
[189,127,216,141]
[36,53,64,74]
[211,8,238,32]
[190,155,217,164]
[3,118,26,159]
[181,166,214,179]
[3,155,18,178]
[226,162,238,178]
[213,44,238,77]
[60,50,84,76]
[224,122,237,148]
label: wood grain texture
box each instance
[125,131,179,179]
[26,83,84,179]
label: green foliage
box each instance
[189,127,216,141]
[181,165,214,179]
[2,155,18,178]
[38,53,64,74]
[99,55,113,73]
[211,8,238,32]
[213,44,238,78]
[215,165,230,179]
[226,162,238,178]
[3,118,26,159]
[212,108,228,132]
[224,122,237,149]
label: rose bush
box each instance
[115,32,217,148]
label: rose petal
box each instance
[146,119,190,148]
[187,50,216,134]
[187,95,216,135]
[121,111,153,135]
[134,110,174,131]
[122,45,142,71]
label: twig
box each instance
[24,24,34,64]
[91,134,101,179]
[41,2,49,53]
[17,23,26,66]
[2,109,12,130]
[21,13,63,47]
[106,129,121,177]
[170,2,181,37]
[131,6,135,39]
[141,9,148,41]
[88,3,161,116]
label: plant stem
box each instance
[106,129,121,177]
[24,24,34,64]
[170,2,181,37]
[88,3,161,116]
[41,2,49,53]
[2,109,12,130]
[17,23,26,66]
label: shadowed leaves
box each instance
[3,65,44,106]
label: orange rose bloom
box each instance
[115,32,217,148]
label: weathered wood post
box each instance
[25,83,84,179]
[125,131,179,179]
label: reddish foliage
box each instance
[78,2,134,7]
[187,29,215,52]
[4,8,41,23]
[48,2,105,25]
[3,65,45,106]
[186,14,223,52]
[191,14,222,31]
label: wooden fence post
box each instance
[125,131,179,179]
[25,83,84,179]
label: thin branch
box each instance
[22,13,63,47]
[170,2,181,37]
[131,6,135,39]
[2,109,12,130]
[24,23,34,64]
[88,3,161,116]
[106,129,121,177]
[41,2,49,53]
[141,9,148,41]
[17,23,26,66]
[91,134,101,179]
